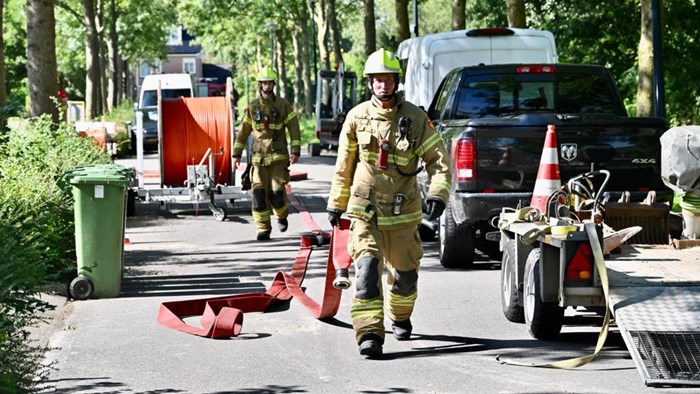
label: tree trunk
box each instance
[26,0,59,122]
[395,0,409,44]
[275,29,287,100]
[636,0,653,117]
[327,0,342,64]
[300,4,313,116]
[106,0,120,111]
[0,0,7,130]
[363,0,376,57]
[312,0,330,71]
[506,0,526,28]
[82,0,102,119]
[451,0,465,30]
[292,30,303,113]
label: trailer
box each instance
[129,77,249,220]
[498,169,700,387]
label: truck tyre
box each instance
[439,203,475,269]
[501,236,524,323]
[523,249,564,339]
[309,143,321,157]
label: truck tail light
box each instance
[566,243,593,282]
[517,65,556,74]
[452,138,476,182]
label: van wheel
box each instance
[438,203,475,269]
[523,249,564,339]
[501,236,524,323]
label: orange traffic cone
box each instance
[530,124,561,214]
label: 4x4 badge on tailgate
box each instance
[560,143,577,161]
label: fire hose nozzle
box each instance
[332,269,351,290]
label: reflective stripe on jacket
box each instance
[328,96,451,230]
[233,95,301,166]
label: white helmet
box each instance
[363,48,402,76]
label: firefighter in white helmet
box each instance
[232,67,301,241]
[327,49,451,358]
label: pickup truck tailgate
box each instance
[472,116,667,196]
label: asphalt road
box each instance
[36,151,697,393]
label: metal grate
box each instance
[631,331,700,384]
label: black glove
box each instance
[328,210,343,227]
[427,199,446,221]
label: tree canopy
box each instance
[2,0,700,125]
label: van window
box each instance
[454,72,618,119]
[141,88,193,107]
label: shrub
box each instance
[0,115,111,391]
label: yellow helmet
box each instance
[256,67,277,82]
[363,48,402,77]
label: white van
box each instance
[132,73,195,151]
[139,73,195,108]
[397,28,558,109]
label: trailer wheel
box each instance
[523,249,564,339]
[212,207,227,221]
[69,276,94,300]
[438,203,475,269]
[501,236,524,323]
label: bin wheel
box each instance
[212,207,227,221]
[70,276,94,300]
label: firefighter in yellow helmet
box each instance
[327,49,451,358]
[232,67,301,241]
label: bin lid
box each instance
[68,172,132,187]
[64,164,132,186]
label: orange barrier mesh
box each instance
[77,129,107,151]
[161,97,232,186]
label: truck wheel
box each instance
[523,249,564,339]
[501,236,524,323]
[309,143,321,157]
[438,203,475,269]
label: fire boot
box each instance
[358,333,383,359]
[391,319,412,341]
[278,218,288,232]
[332,269,351,289]
[256,231,271,241]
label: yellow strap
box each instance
[497,223,611,368]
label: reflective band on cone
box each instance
[530,125,561,213]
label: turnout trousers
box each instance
[348,218,423,343]
[250,161,289,233]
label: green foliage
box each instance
[0,116,110,391]
[299,116,318,146]
[0,207,53,392]
[102,100,136,124]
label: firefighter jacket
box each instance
[327,96,451,230]
[233,95,301,166]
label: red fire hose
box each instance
[157,186,351,339]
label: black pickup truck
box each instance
[420,63,670,269]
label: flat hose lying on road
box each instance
[157,186,351,339]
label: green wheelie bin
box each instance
[65,164,132,299]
